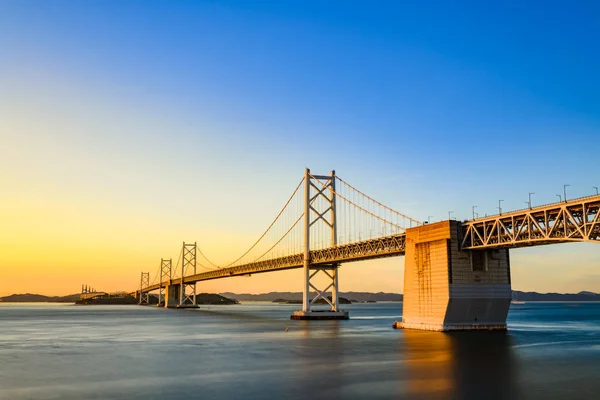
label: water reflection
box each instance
[6,303,600,400]
[399,330,517,400]
[295,321,344,398]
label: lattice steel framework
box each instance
[302,169,339,311]
[157,258,172,306]
[137,167,419,297]
[140,234,406,292]
[462,195,600,249]
[139,272,150,305]
[180,243,197,305]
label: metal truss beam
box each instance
[141,234,406,293]
[461,195,600,250]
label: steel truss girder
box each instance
[461,195,600,250]
[140,234,406,293]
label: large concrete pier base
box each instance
[290,310,349,320]
[164,283,198,309]
[164,284,180,308]
[397,220,511,332]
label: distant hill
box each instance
[76,293,238,305]
[0,293,80,303]
[345,292,403,302]
[512,290,600,302]
[76,294,138,305]
[220,291,403,302]
[0,292,239,305]
[223,291,600,303]
[3,290,600,304]
[273,296,353,304]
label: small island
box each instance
[77,292,239,305]
[272,296,353,305]
[0,292,239,305]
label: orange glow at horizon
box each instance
[2,69,600,298]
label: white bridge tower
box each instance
[291,168,349,320]
[178,242,199,308]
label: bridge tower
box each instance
[139,272,150,305]
[178,242,199,308]
[291,168,349,320]
[157,258,172,307]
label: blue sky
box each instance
[1,1,599,294]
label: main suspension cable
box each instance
[310,173,406,231]
[218,177,305,268]
[335,175,421,226]
[246,213,304,264]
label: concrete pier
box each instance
[164,284,180,308]
[397,220,511,331]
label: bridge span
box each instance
[142,234,407,292]
[135,168,600,331]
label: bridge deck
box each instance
[462,194,600,249]
[142,234,406,292]
[141,194,600,293]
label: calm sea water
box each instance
[1,302,599,400]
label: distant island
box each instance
[76,293,239,305]
[0,292,238,305]
[272,296,354,304]
[511,291,600,302]
[219,291,403,302]
[2,290,600,304]
[219,291,600,303]
[76,294,138,305]
[0,293,81,303]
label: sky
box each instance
[1,0,599,296]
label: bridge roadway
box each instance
[462,193,600,249]
[142,234,407,293]
[142,193,600,294]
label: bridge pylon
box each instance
[139,272,150,305]
[157,258,172,307]
[291,168,349,320]
[178,242,199,309]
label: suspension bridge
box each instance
[131,168,600,331]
